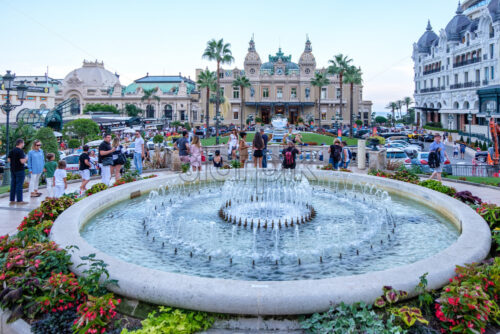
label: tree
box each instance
[63,119,100,145]
[153,134,164,144]
[197,69,217,137]
[355,119,363,126]
[34,127,59,160]
[83,103,119,114]
[386,102,397,126]
[68,139,80,149]
[403,97,413,116]
[375,116,388,124]
[141,88,160,118]
[202,38,234,144]
[125,104,143,117]
[328,54,353,128]
[344,66,363,138]
[0,121,35,154]
[310,72,330,128]
[396,100,404,119]
[233,75,251,129]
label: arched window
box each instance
[453,102,459,109]
[164,104,173,120]
[146,104,155,118]
[463,101,470,110]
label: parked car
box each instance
[62,154,80,173]
[59,151,67,160]
[405,151,451,173]
[0,157,4,174]
[386,140,422,152]
[418,134,435,142]
[386,148,409,165]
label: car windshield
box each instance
[420,153,429,159]
[64,156,79,164]
[387,152,407,159]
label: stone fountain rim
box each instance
[50,171,491,315]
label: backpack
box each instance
[428,151,440,168]
[333,146,342,162]
[283,148,295,167]
[347,148,352,160]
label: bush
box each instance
[83,103,119,114]
[32,308,78,334]
[34,127,60,161]
[453,191,482,205]
[418,180,456,196]
[152,134,164,144]
[68,139,80,149]
[73,294,120,334]
[121,306,214,334]
[367,135,386,145]
[125,104,142,117]
[85,183,108,196]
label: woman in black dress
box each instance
[253,132,265,168]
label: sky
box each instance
[1,0,464,114]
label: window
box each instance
[321,87,327,99]
[277,87,283,99]
[485,67,489,81]
[219,72,224,79]
[476,69,481,82]
[180,111,186,121]
[464,72,468,83]
[454,74,458,84]
[336,88,341,99]
[192,111,197,121]
[233,111,239,120]
[262,87,269,98]
[321,110,326,120]
[437,77,441,87]
[233,87,239,99]
[360,89,363,100]
[492,66,495,80]
[430,79,434,88]
[291,87,297,98]
[424,80,427,89]
[447,76,449,85]
[491,44,494,59]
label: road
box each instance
[423,141,474,164]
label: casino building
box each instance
[413,0,500,136]
[196,38,372,126]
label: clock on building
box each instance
[249,68,255,74]
[276,67,284,75]
[305,68,311,74]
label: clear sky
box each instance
[1,0,462,113]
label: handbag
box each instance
[201,154,206,162]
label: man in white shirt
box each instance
[133,130,145,175]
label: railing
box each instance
[420,87,443,93]
[453,58,481,68]
[423,68,441,76]
[450,164,500,177]
[450,83,463,90]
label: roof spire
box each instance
[426,19,432,31]
[248,35,256,52]
[456,1,464,14]
[305,35,312,52]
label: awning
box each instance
[53,131,62,137]
[438,109,478,114]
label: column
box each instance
[357,139,366,170]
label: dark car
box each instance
[355,129,371,138]
[418,134,435,142]
[0,158,4,174]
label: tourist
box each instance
[79,145,91,194]
[453,142,459,159]
[228,129,238,160]
[239,132,249,166]
[260,129,268,168]
[285,128,294,144]
[282,141,300,169]
[43,153,57,199]
[190,135,202,172]
[459,141,467,160]
[443,131,448,143]
[174,130,190,163]
[133,130,145,175]
[213,150,223,168]
[8,139,28,205]
[98,134,116,186]
[328,139,343,170]
[295,133,304,145]
[252,131,265,168]
[89,150,98,176]
[53,160,67,198]
[341,141,351,169]
[112,137,126,181]
[429,134,448,182]
[28,139,44,198]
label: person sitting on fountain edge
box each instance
[282,141,300,169]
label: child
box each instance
[53,160,67,198]
[213,149,223,168]
[43,153,57,199]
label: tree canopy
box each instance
[34,127,59,160]
[83,103,119,114]
[63,119,100,144]
[125,104,143,117]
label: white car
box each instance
[62,154,80,173]
[386,148,409,164]
[58,151,66,160]
[386,141,421,151]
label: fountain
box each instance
[51,170,491,315]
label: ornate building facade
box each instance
[413,0,500,135]
[196,38,372,126]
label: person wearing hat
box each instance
[429,133,448,182]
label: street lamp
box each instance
[1,71,28,186]
[486,109,492,147]
[467,112,472,145]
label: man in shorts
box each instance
[79,145,91,194]
[429,134,448,182]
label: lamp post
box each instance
[486,109,492,147]
[1,71,28,186]
[467,112,472,145]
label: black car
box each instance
[419,134,435,142]
[0,158,4,174]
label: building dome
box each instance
[299,38,316,66]
[488,0,500,22]
[445,2,471,41]
[64,60,120,88]
[261,62,273,70]
[417,20,439,53]
[286,62,300,71]
[244,38,261,64]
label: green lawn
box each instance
[200,132,357,146]
[0,185,9,195]
[445,175,500,186]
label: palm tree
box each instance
[197,69,217,137]
[232,75,251,130]
[310,72,330,128]
[396,100,404,120]
[141,88,160,118]
[403,96,413,121]
[328,54,353,129]
[343,66,363,138]
[202,38,234,144]
[386,102,398,127]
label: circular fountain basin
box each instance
[50,171,491,315]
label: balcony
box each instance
[450,83,463,90]
[453,57,481,68]
[483,80,489,86]
[420,87,443,93]
[423,68,441,76]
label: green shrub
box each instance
[85,183,108,196]
[153,134,164,144]
[83,103,119,114]
[418,180,456,196]
[367,135,386,145]
[68,139,80,149]
[121,306,215,334]
[31,308,78,334]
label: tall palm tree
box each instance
[328,54,353,129]
[310,72,330,128]
[197,69,217,137]
[396,100,404,120]
[141,88,160,118]
[343,66,363,138]
[232,75,251,130]
[386,102,398,127]
[202,38,234,144]
[403,96,413,122]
